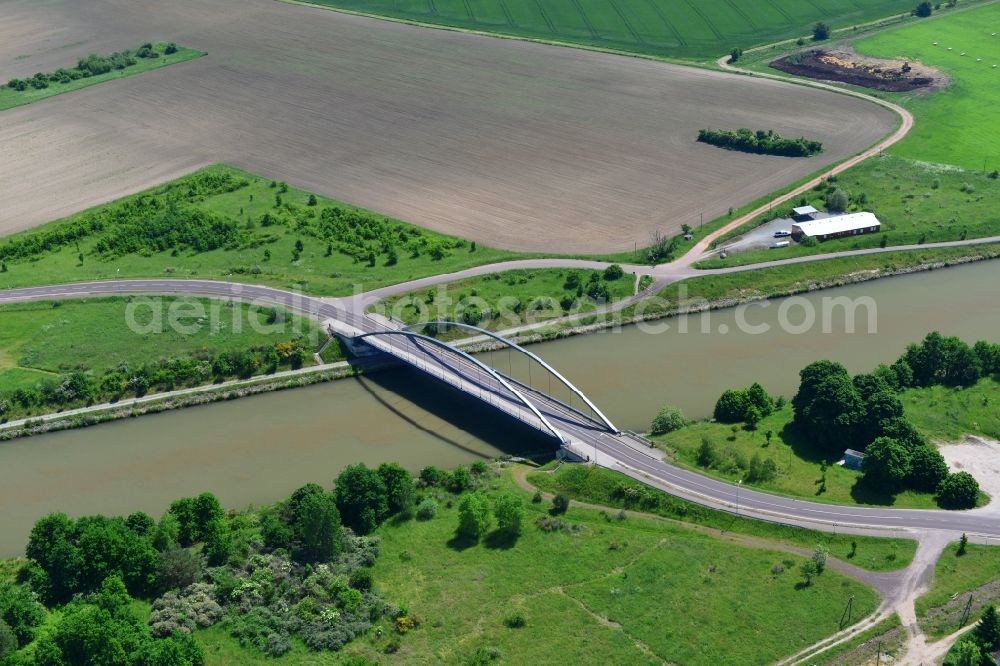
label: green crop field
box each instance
[302,0,917,60]
[0,43,204,112]
[855,2,1000,169]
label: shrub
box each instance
[466,646,501,665]
[415,498,438,521]
[0,620,14,661]
[0,584,45,647]
[503,612,526,628]
[165,43,178,54]
[602,264,625,281]
[531,491,542,504]
[149,583,223,637]
[551,493,570,515]
[456,493,493,541]
[650,405,686,435]
[813,21,830,40]
[348,568,373,592]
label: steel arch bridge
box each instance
[355,321,619,444]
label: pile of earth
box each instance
[771,48,939,92]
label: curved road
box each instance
[2,278,998,539]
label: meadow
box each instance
[0,42,203,111]
[902,377,1000,441]
[856,1,1000,170]
[361,469,880,666]
[0,297,323,393]
[304,0,917,60]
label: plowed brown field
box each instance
[0,0,895,253]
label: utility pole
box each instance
[875,640,881,666]
[960,593,974,627]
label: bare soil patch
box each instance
[0,0,895,253]
[771,47,946,92]
[940,435,1000,513]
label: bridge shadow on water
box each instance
[352,364,560,462]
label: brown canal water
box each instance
[1,260,998,555]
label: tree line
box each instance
[790,332,996,508]
[4,43,178,92]
[0,339,311,423]
[697,128,823,157]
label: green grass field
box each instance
[653,407,942,510]
[0,165,529,297]
[916,541,1000,639]
[856,2,1000,170]
[0,43,204,112]
[360,470,879,666]
[373,267,635,334]
[302,0,917,60]
[902,377,1000,441]
[528,464,916,571]
[0,297,326,397]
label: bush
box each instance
[713,389,751,423]
[650,405,686,435]
[0,620,15,661]
[602,264,624,281]
[551,493,570,515]
[149,583,223,637]
[813,21,830,40]
[456,492,493,541]
[937,472,980,510]
[415,498,438,521]
[697,128,822,157]
[0,584,46,647]
[503,612,526,628]
[348,568,373,592]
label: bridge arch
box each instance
[403,321,619,434]
[356,328,567,444]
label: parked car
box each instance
[769,240,790,249]
[773,230,791,238]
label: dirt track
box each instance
[0,0,895,253]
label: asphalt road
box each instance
[3,278,999,538]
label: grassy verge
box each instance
[916,542,1000,639]
[362,469,879,666]
[0,43,204,111]
[625,245,1000,322]
[697,156,1000,268]
[810,613,904,666]
[0,165,530,297]
[652,407,941,510]
[526,464,916,571]
[902,377,1000,441]
[371,267,634,335]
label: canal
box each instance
[0,260,997,555]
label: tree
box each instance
[152,513,180,551]
[974,605,1000,651]
[602,264,625,281]
[293,490,343,563]
[812,544,829,574]
[937,472,980,509]
[334,464,389,535]
[0,619,15,660]
[812,22,830,40]
[826,188,849,212]
[456,492,493,541]
[157,547,201,592]
[863,437,913,491]
[492,493,524,537]
[958,533,969,556]
[377,463,415,516]
[747,453,778,483]
[907,445,950,493]
[0,583,46,647]
[951,639,985,666]
[697,438,717,468]
[793,361,851,421]
[800,559,819,585]
[798,372,865,454]
[201,518,232,567]
[913,1,933,17]
[744,404,762,430]
[650,405,686,435]
[746,382,774,417]
[714,389,751,423]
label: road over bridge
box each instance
[2,279,999,539]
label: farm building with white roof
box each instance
[792,212,881,241]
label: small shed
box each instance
[842,449,865,471]
[792,205,818,220]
